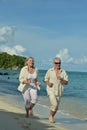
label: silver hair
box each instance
[53,57,61,62]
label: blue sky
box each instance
[0,0,87,71]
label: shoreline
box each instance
[0,94,87,130]
[0,95,67,130]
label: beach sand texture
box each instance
[0,95,87,130]
[0,99,67,130]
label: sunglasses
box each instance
[54,62,61,64]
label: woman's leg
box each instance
[29,89,37,115]
[22,89,30,117]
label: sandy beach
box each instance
[0,67,87,130]
[0,96,67,130]
[0,93,87,130]
[0,96,87,130]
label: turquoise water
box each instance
[0,70,87,120]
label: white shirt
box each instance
[28,71,37,88]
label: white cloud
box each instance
[56,48,87,64]
[14,45,26,53]
[0,25,27,56]
[74,56,87,64]
[56,48,73,63]
[0,45,26,55]
[0,25,15,44]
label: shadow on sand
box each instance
[0,109,57,130]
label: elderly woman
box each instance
[18,57,40,117]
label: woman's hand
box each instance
[36,81,41,86]
[23,79,31,84]
[36,81,41,90]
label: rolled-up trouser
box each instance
[22,88,37,109]
[48,92,60,112]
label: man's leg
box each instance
[49,94,60,122]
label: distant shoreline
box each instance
[0,68,87,73]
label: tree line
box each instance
[0,52,26,69]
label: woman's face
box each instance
[27,58,34,67]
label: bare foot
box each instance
[49,115,54,123]
[29,110,33,116]
[26,110,29,118]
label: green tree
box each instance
[0,52,26,69]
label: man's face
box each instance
[54,59,61,69]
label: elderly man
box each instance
[44,57,68,123]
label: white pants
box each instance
[22,88,37,109]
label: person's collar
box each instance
[50,67,54,71]
[24,66,28,69]
[51,67,62,72]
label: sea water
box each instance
[0,69,87,120]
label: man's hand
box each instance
[47,82,53,87]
